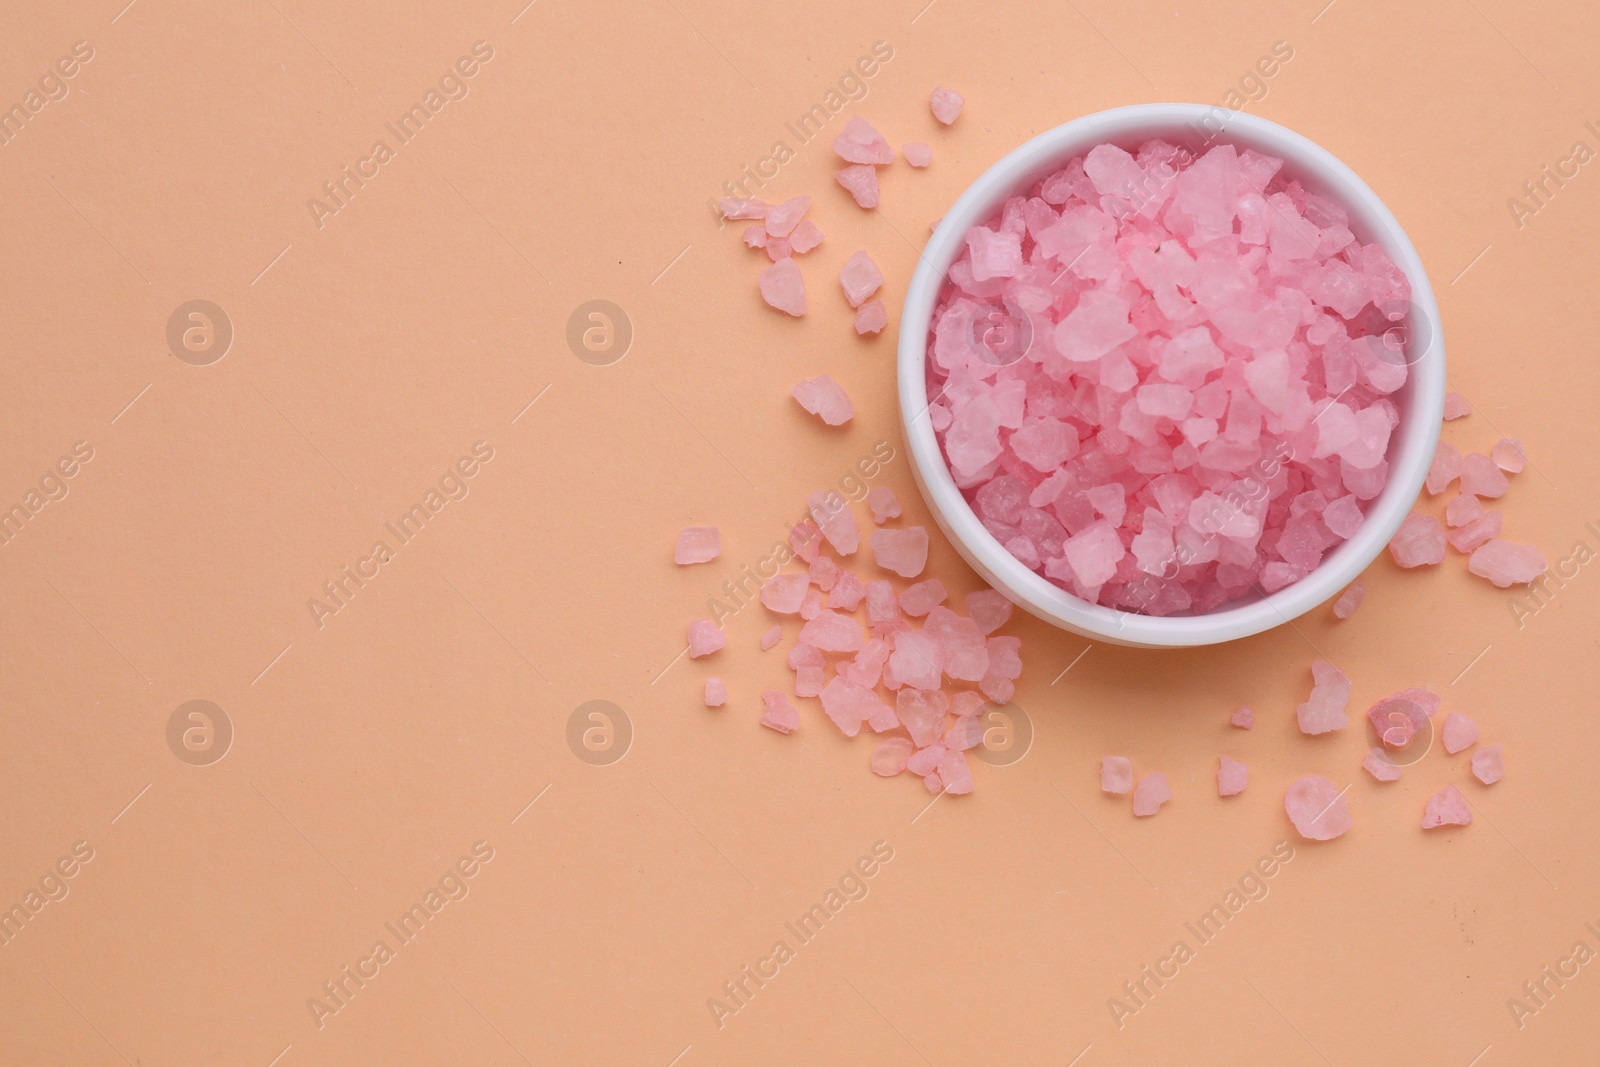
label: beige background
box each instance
[2,0,1596,1063]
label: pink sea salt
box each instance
[720,196,769,220]
[743,225,766,249]
[828,571,865,611]
[867,485,902,524]
[764,195,812,237]
[929,85,964,125]
[965,589,1013,634]
[1361,748,1403,782]
[1100,756,1133,794]
[854,300,888,335]
[899,579,948,616]
[1217,756,1248,797]
[871,737,915,776]
[840,250,884,307]
[939,749,974,794]
[1332,580,1365,619]
[1446,493,1483,527]
[834,116,895,165]
[1422,784,1472,829]
[1426,442,1464,495]
[760,625,782,650]
[761,573,810,614]
[808,492,861,555]
[1442,391,1471,420]
[1460,453,1508,499]
[1491,438,1526,473]
[1471,743,1504,784]
[1132,772,1172,816]
[674,525,721,564]
[835,165,881,209]
[1367,687,1438,749]
[1285,774,1351,841]
[704,678,728,707]
[871,526,930,578]
[1441,711,1479,754]
[1230,705,1254,729]
[687,619,725,658]
[789,219,825,254]
[1448,511,1502,553]
[758,258,807,316]
[903,142,932,167]
[1296,660,1351,735]
[759,690,800,734]
[790,374,856,426]
[800,609,865,652]
[1388,513,1447,568]
[1467,539,1547,587]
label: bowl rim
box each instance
[896,103,1445,649]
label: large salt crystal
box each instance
[1388,513,1446,568]
[966,227,1023,281]
[687,619,725,658]
[899,579,947,616]
[704,678,728,707]
[1441,711,1479,754]
[790,374,855,426]
[1230,705,1254,729]
[789,219,825,254]
[871,526,930,578]
[1296,660,1351,735]
[924,606,989,680]
[1471,744,1504,785]
[871,737,915,776]
[965,589,1013,635]
[808,492,861,555]
[896,687,949,747]
[1446,493,1484,527]
[764,195,811,237]
[828,571,865,611]
[929,85,964,124]
[1332,580,1365,619]
[761,573,809,614]
[1442,391,1471,420]
[760,625,782,650]
[1061,521,1125,588]
[759,690,799,734]
[759,258,807,316]
[903,142,932,167]
[800,609,865,652]
[889,631,944,691]
[854,300,888,335]
[1132,772,1172,816]
[1425,442,1463,496]
[1054,290,1136,362]
[1459,453,1508,499]
[820,676,889,737]
[1284,774,1351,840]
[1100,756,1133,795]
[938,749,974,794]
[839,250,884,307]
[1422,784,1471,829]
[720,196,769,220]
[835,165,881,208]
[1366,688,1438,750]
[1217,756,1249,797]
[834,116,894,165]
[674,526,721,564]
[1491,438,1526,473]
[1467,539,1546,587]
[1448,512,1502,553]
[1361,748,1403,782]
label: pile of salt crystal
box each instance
[928,139,1416,616]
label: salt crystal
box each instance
[687,619,725,658]
[1442,391,1471,420]
[929,85,965,125]
[764,195,812,237]
[889,631,943,690]
[1440,711,1479,754]
[854,300,888,335]
[897,688,949,747]
[808,492,861,555]
[1387,512,1446,568]
[871,737,915,776]
[1459,453,1508,499]
[1296,660,1351,735]
[1230,705,1254,729]
[1471,744,1504,785]
[899,579,948,616]
[1446,493,1483,527]
[828,571,865,611]
[820,676,887,737]
[760,625,782,650]
[1491,438,1526,473]
[1332,581,1365,619]
[1217,756,1248,797]
[759,258,807,316]
[760,573,810,614]
[867,486,902,524]
[674,525,721,564]
[833,116,895,165]
[1447,511,1502,554]
[938,750,974,794]
[871,526,930,578]
[1361,748,1403,782]
[965,589,1013,635]
[1425,442,1463,496]
[759,690,799,734]
[704,678,728,707]
[742,225,766,249]
[1132,772,1172,816]
[790,374,855,426]
[765,237,792,262]
[800,589,824,619]
[1100,756,1133,794]
[903,142,932,167]
[835,165,881,209]
[1284,774,1351,840]
[1422,784,1471,829]
[789,219,825,254]
[906,744,944,777]
[790,520,822,562]
[839,250,884,307]
[720,196,770,220]
[1467,539,1547,587]
[966,227,1023,281]
[800,609,865,652]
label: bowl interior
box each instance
[897,104,1445,648]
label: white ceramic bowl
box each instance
[898,104,1445,648]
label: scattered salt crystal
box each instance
[833,116,895,165]
[765,236,792,262]
[889,631,943,690]
[1446,493,1484,527]
[854,300,888,335]
[1388,513,1447,568]
[760,625,782,650]
[808,492,861,555]
[808,555,840,592]
[1467,539,1547,587]
[799,586,824,620]
[1132,772,1171,816]
[1100,756,1133,794]
[1332,581,1365,619]
[1471,744,1504,785]
[800,608,865,652]
[903,142,932,167]
[1284,774,1351,841]
[1448,511,1502,553]
[1296,660,1351,735]
[1441,711,1479,754]
[867,486,902,524]
[1217,756,1248,797]
[1460,453,1508,499]
[839,250,884,307]
[790,520,823,562]
[790,374,855,426]
[1361,748,1403,782]
[704,678,728,707]
[1442,391,1471,420]
[899,579,948,616]
[759,690,799,734]
[674,525,721,564]
[871,737,915,776]
[835,165,881,208]
[742,225,766,249]
[828,571,865,611]
[929,85,964,125]
[687,619,725,658]
[1491,438,1526,473]
[758,258,807,316]
[1425,443,1464,496]
[1367,688,1438,749]
[871,526,930,578]
[1230,705,1254,729]
[763,195,812,237]
[720,196,770,220]
[1422,784,1471,829]
[938,749,974,794]
[906,743,944,777]
[761,573,809,614]
[820,676,889,736]
[896,688,949,747]
[789,219,825,254]
[965,590,1013,635]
